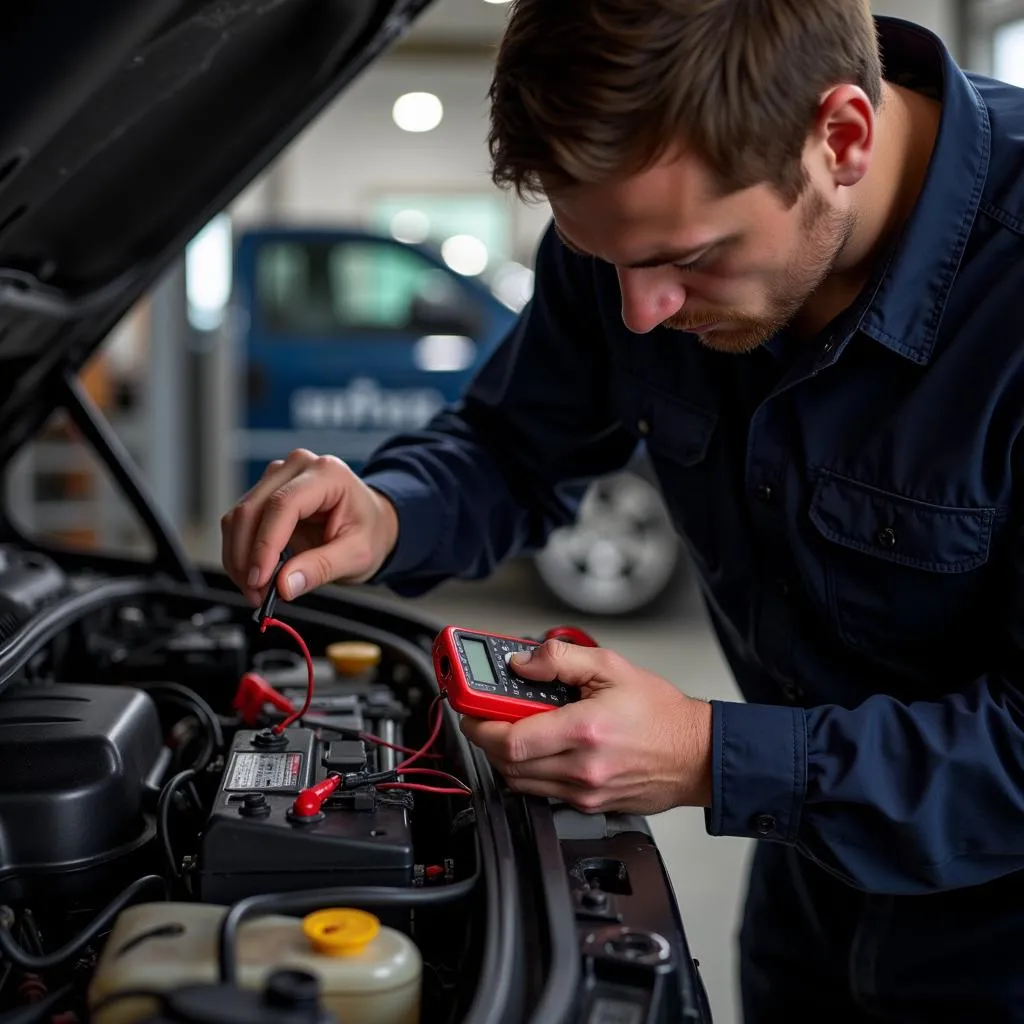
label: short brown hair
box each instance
[488,0,883,207]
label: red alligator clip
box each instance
[232,672,295,727]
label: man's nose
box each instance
[616,267,686,334]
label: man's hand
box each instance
[460,639,712,815]
[220,449,399,606]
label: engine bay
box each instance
[0,547,484,1024]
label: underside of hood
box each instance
[0,0,432,465]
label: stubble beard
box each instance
[663,190,856,354]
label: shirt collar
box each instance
[851,17,992,366]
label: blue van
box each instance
[233,226,517,485]
[232,226,682,616]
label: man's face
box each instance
[548,149,857,353]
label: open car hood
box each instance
[0,0,431,469]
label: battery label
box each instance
[225,751,304,792]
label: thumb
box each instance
[278,534,380,598]
[510,639,613,689]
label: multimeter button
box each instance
[504,652,514,665]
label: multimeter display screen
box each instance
[462,638,496,684]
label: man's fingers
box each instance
[495,750,612,789]
[247,462,350,590]
[459,716,510,750]
[460,702,590,763]
[278,531,380,598]
[509,638,617,689]
[222,454,310,585]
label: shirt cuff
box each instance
[360,469,446,580]
[704,700,807,843]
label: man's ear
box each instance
[810,84,876,189]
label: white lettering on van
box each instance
[290,378,446,431]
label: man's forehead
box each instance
[549,166,746,266]
[548,152,714,219]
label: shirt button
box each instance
[753,814,777,836]
[637,418,651,436]
[877,526,897,548]
[756,483,773,503]
[783,681,804,702]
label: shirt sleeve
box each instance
[706,525,1024,895]
[360,222,638,597]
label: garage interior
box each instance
[2,2,1020,1022]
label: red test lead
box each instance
[259,616,316,734]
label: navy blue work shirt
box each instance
[361,17,1024,897]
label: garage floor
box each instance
[379,560,753,1024]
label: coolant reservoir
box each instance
[88,903,422,1024]
[326,640,381,678]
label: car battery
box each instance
[197,727,414,905]
[252,644,407,773]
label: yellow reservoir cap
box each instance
[326,641,382,676]
[303,908,381,957]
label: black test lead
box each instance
[253,546,293,629]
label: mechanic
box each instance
[221,2,1024,1019]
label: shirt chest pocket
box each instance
[808,471,997,674]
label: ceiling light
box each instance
[390,209,431,244]
[185,214,232,331]
[392,92,443,133]
[441,235,489,277]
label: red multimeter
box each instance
[432,625,581,723]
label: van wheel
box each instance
[533,471,681,617]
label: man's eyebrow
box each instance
[553,225,729,268]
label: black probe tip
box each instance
[253,547,293,625]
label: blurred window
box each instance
[994,17,1024,83]
[254,238,468,338]
[965,2,1024,81]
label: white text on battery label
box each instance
[227,752,303,791]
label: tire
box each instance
[532,469,681,617]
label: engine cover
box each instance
[198,728,414,904]
[0,683,163,904]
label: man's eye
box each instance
[674,252,713,272]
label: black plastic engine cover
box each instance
[198,728,414,904]
[101,612,248,705]
[0,547,67,643]
[0,683,163,903]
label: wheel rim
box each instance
[534,472,679,616]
